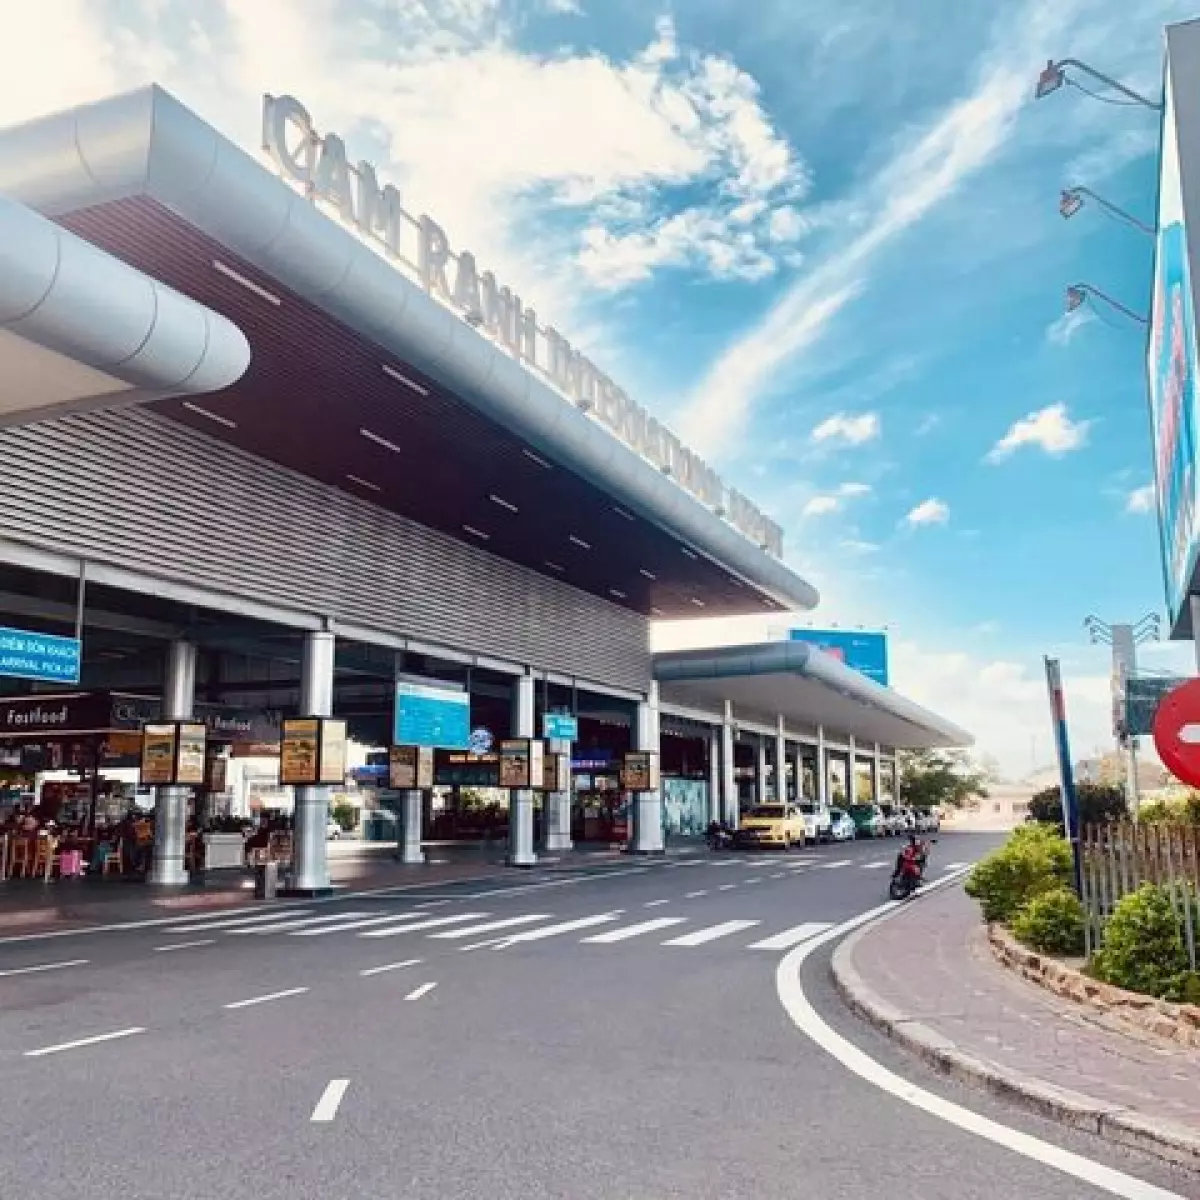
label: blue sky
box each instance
[6,0,1198,774]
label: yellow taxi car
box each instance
[734,803,806,850]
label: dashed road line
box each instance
[359,958,422,977]
[153,940,215,953]
[223,987,309,1010]
[685,890,709,898]
[0,958,88,977]
[311,1079,350,1123]
[717,883,737,891]
[643,899,671,907]
[405,982,438,1001]
[25,1027,146,1058]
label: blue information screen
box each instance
[0,626,81,684]
[393,682,470,749]
[789,629,889,687]
[542,713,578,740]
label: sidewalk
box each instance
[0,840,686,934]
[833,882,1200,1171]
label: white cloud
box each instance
[1046,306,1097,347]
[676,0,1071,457]
[840,538,880,555]
[904,498,949,526]
[811,412,880,445]
[914,413,942,437]
[1126,483,1156,514]
[986,402,1091,462]
[767,205,810,243]
[800,481,872,517]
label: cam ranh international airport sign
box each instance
[260,93,783,558]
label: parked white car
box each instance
[798,802,833,843]
[828,808,856,841]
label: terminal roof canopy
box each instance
[654,641,974,750]
[0,85,820,622]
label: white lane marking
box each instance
[581,917,687,943]
[685,890,709,898]
[494,913,621,947]
[663,919,760,947]
[748,922,832,951]
[25,1027,146,1057]
[0,958,88,977]
[745,878,763,885]
[718,883,737,891]
[153,940,215,953]
[428,914,551,940]
[229,911,375,935]
[311,1079,350,1123]
[644,899,671,907]
[223,987,309,1010]
[862,861,890,870]
[290,913,425,937]
[775,873,1186,1200]
[406,982,438,1001]
[817,860,852,870]
[941,862,969,871]
[167,909,313,933]
[415,899,450,908]
[359,958,422,977]
[359,913,493,939]
[769,872,787,879]
[469,866,648,899]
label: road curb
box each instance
[831,907,1200,1173]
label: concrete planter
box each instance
[988,923,1200,1050]
[202,832,247,871]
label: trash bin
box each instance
[254,859,279,900]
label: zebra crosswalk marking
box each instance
[747,922,832,951]
[663,920,761,947]
[494,913,621,945]
[580,918,687,944]
[229,912,375,935]
[428,915,551,940]
[166,909,313,933]
[359,913,493,939]
[290,913,431,937]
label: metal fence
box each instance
[1080,822,1199,967]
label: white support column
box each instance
[632,682,664,854]
[755,737,769,806]
[847,734,857,807]
[775,716,787,804]
[816,725,829,810]
[721,701,737,827]
[708,728,721,825]
[289,629,335,894]
[792,744,804,803]
[148,640,196,887]
[397,790,425,864]
[544,736,573,852]
[872,742,882,807]
[507,672,537,868]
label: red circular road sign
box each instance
[1153,677,1200,785]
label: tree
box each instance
[899,748,989,811]
[1028,782,1126,828]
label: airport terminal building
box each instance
[0,86,969,891]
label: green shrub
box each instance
[1011,887,1085,956]
[1167,971,1200,1005]
[1138,794,1200,825]
[1091,884,1194,999]
[330,802,357,832]
[965,825,1073,923]
[1028,782,1127,828]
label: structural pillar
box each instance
[775,716,787,803]
[397,790,425,864]
[148,639,196,887]
[755,737,769,806]
[721,702,737,827]
[289,628,335,895]
[632,682,665,854]
[816,725,829,810]
[708,729,721,825]
[507,672,537,868]
[843,734,856,807]
[543,736,573,852]
[872,743,882,806]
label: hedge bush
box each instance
[1011,887,1085,956]
[965,824,1073,923]
[1090,884,1198,1000]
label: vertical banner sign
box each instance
[389,745,435,790]
[621,751,659,791]
[500,739,545,788]
[175,724,208,786]
[280,718,320,785]
[318,718,348,785]
[140,722,208,786]
[1044,657,1083,896]
[141,724,179,786]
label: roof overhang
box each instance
[0,193,249,426]
[0,86,818,620]
[653,641,974,750]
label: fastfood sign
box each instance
[260,93,783,558]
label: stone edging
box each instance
[831,920,1200,1173]
[987,923,1200,1051]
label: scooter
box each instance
[888,838,935,900]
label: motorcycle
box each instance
[888,837,935,900]
[705,823,737,852]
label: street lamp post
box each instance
[1059,186,1154,237]
[1084,614,1161,819]
[1065,282,1149,327]
[1035,58,1162,109]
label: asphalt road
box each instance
[0,832,1193,1200]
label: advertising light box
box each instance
[789,629,889,686]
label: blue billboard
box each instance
[393,680,470,749]
[0,626,81,684]
[1149,65,1200,627]
[789,629,889,686]
[542,713,578,741]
